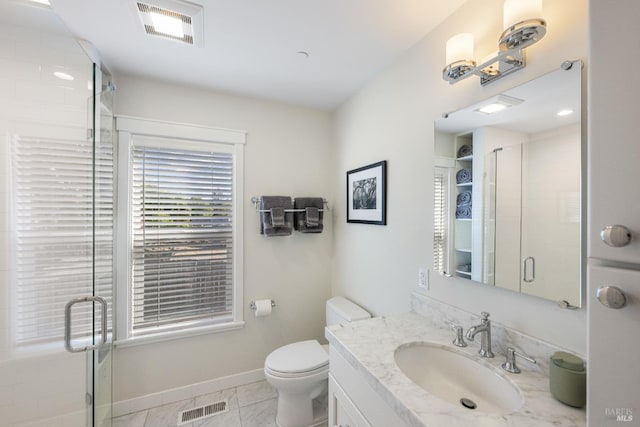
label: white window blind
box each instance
[434,167,449,274]
[130,141,235,337]
[11,136,114,347]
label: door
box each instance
[91,75,116,427]
[588,1,640,425]
[0,1,114,423]
[520,130,581,304]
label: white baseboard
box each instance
[112,368,265,417]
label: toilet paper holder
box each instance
[250,300,276,311]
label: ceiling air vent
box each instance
[135,0,204,47]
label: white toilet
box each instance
[264,296,370,427]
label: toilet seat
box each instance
[265,340,329,377]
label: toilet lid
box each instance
[265,340,329,374]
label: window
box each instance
[433,166,450,274]
[10,135,114,348]
[116,118,245,343]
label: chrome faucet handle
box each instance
[480,312,491,323]
[501,347,536,373]
[451,324,467,347]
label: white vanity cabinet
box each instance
[328,346,406,427]
[329,375,371,427]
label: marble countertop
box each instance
[325,312,586,427]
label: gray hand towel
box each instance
[270,207,285,227]
[260,196,293,236]
[305,207,319,227]
[294,197,324,233]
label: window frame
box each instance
[115,116,246,347]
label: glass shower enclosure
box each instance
[0,2,114,426]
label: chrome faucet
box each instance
[465,312,494,358]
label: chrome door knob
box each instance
[596,286,627,309]
[600,225,632,247]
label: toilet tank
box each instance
[326,296,371,326]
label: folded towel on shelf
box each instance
[294,197,324,233]
[457,145,473,158]
[260,196,293,236]
[456,206,472,219]
[457,191,472,206]
[457,264,472,273]
[456,168,472,184]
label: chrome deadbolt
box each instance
[600,225,632,247]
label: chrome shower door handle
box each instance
[523,257,535,283]
[64,296,108,353]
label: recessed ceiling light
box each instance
[474,94,524,115]
[53,71,74,81]
[557,109,574,117]
[29,0,50,5]
[136,0,204,47]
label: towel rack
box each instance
[250,196,329,213]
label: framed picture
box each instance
[346,160,387,225]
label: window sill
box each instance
[113,320,245,349]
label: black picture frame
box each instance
[346,160,387,225]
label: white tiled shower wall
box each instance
[0,17,94,427]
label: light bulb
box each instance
[446,33,474,65]
[503,0,542,29]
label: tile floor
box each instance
[111,381,328,427]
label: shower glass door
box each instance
[0,2,114,426]
[91,71,115,427]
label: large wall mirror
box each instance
[433,60,582,307]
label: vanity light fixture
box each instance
[443,33,476,81]
[443,0,546,86]
[135,0,204,47]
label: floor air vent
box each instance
[177,400,228,425]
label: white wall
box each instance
[332,0,587,353]
[112,75,334,402]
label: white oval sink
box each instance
[394,342,523,414]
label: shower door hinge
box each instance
[86,392,93,405]
[87,129,94,140]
